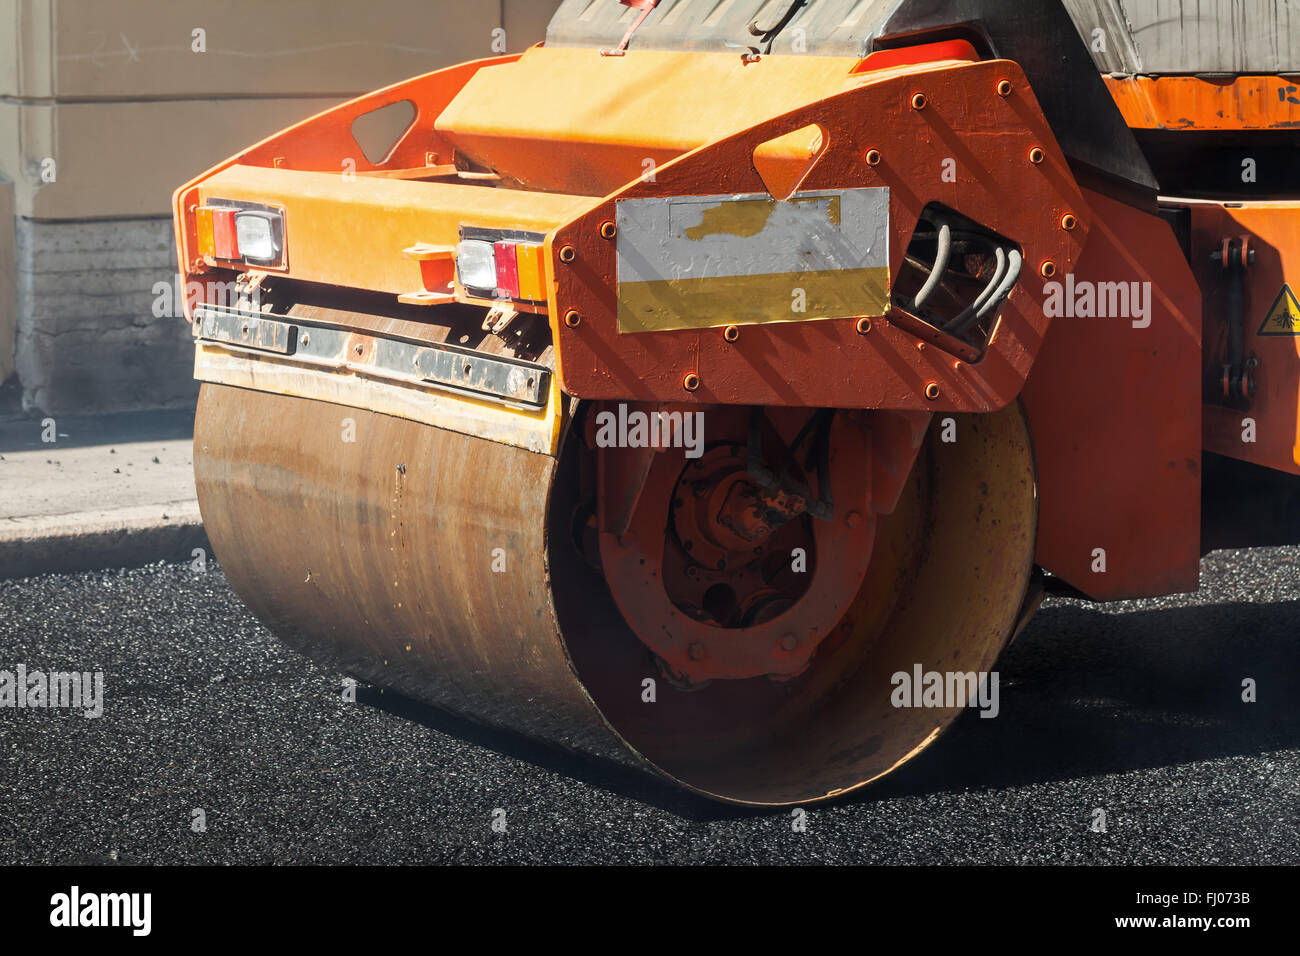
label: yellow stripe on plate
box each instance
[617,267,890,333]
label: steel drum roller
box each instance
[195,383,1036,805]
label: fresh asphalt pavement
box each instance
[0,546,1296,865]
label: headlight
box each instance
[456,239,498,294]
[234,212,278,263]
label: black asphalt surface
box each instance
[1,547,1297,865]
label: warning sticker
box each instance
[1258,284,1300,336]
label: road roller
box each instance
[172,0,1300,805]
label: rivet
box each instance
[599,220,617,240]
[865,148,882,166]
[996,79,1013,97]
[688,642,707,660]
[1061,213,1078,231]
[924,381,941,401]
[855,317,872,334]
[683,372,700,392]
[911,92,928,110]
[779,634,797,651]
[1040,260,1057,278]
[723,325,740,342]
[563,309,581,328]
[558,244,577,263]
[1029,146,1045,165]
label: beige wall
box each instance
[3,0,508,99]
[0,0,565,389]
[0,0,563,219]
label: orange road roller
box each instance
[173,0,1300,805]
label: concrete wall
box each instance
[0,181,14,384]
[0,0,564,413]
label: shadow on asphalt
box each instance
[0,406,196,453]
[358,686,755,822]
[358,594,1300,821]
[859,596,1300,803]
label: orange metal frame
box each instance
[1022,188,1203,599]
[550,57,1087,412]
[172,53,523,305]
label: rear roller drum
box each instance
[195,382,1036,805]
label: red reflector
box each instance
[211,208,239,260]
[494,241,520,299]
[851,38,980,74]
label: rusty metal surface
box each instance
[194,308,551,406]
[191,284,562,456]
[193,384,624,753]
[195,383,1037,805]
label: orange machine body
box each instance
[1103,74,1300,132]
[1099,70,1300,480]
[1187,200,1300,477]
[174,40,1226,602]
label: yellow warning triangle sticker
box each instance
[1258,284,1300,336]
